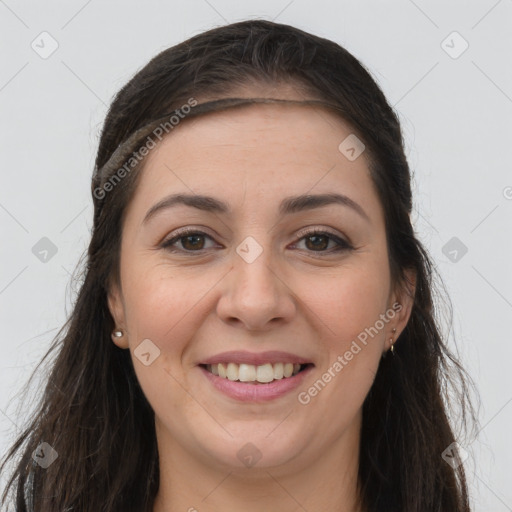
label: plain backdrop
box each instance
[1,1,511,510]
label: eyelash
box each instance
[160,227,353,255]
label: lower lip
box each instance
[199,365,313,402]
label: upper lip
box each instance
[199,350,313,366]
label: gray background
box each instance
[1,0,511,510]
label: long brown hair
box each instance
[1,19,476,511]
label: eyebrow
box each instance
[142,192,370,224]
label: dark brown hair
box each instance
[1,19,475,511]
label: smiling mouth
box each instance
[199,362,313,384]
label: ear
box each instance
[386,268,416,351]
[107,282,129,349]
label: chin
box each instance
[197,424,308,471]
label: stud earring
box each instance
[112,329,124,338]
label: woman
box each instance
[1,19,475,511]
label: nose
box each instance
[216,244,297,332]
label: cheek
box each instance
[295,259,391,343]
[120,268,211,426]
[120,263,224,398]
[121,263,209,342]
[291,256,390,412]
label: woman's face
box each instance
[108,98,414,474]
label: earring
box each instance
[389,328,397,354]
[112,329,124,338]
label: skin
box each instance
[108,85,415,512]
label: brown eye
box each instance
[181,234,205,250]
[293,229,353,254]
[161,228,352,255]
[304,234,329,251]
[162,230,218,252]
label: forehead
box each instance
[126,102,382,223]
[159,102,357,164]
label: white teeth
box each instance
[256,363,274,383]
[226,362,238,381]
[218,363,227,378]
[273,362,284,379]
[205,361,305,383]
[238,363,256,382]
